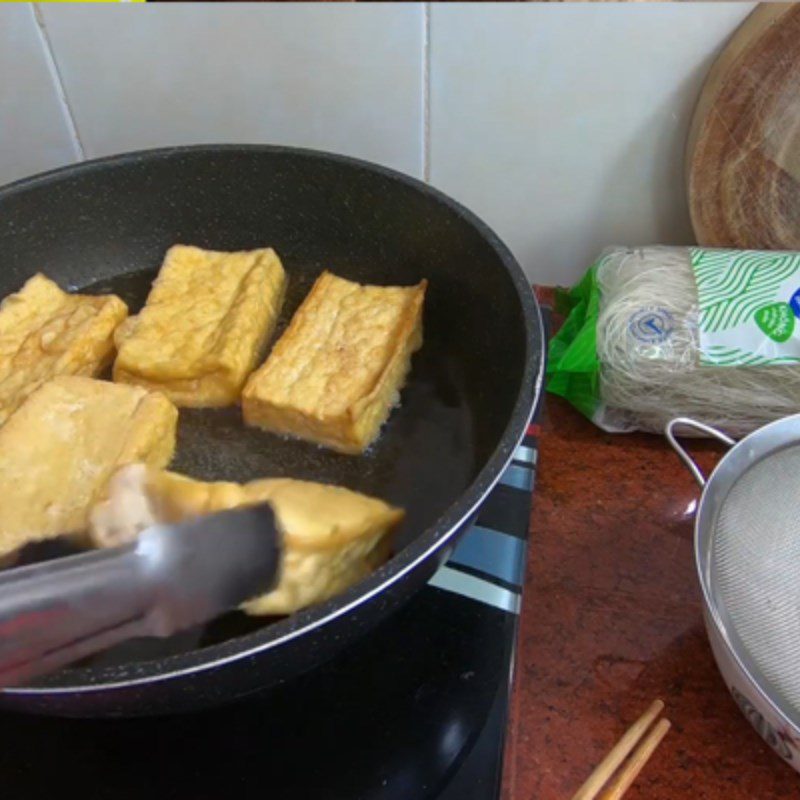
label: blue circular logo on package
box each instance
[628,307,674,344]
[789,288,800,319]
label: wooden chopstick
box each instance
[570,699,667,800]
[596,718,671,800]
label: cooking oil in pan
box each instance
[65,266,477,661]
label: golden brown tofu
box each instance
[89,465,403,616]
[242,271,426,454]
[114,245,286,407]
[0,273,128,425]
[0,376,178,559]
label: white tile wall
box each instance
[0,5,78,185]
[0,3,757,283]
[38,4,425,177]
[429,3,755,284]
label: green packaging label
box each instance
[693,248,800,365]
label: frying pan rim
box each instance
[0,144,544,696]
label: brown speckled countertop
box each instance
[502,295,799,799]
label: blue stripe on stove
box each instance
[514,444,537,464]
[477,484,531,542]
[449,524,525,587]
[428,566,520,614]
[498,463,533,491]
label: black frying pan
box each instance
[0,145,543,717]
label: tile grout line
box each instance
[31,3,86,161]
[422,2,431,184]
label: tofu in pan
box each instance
[0,273,128,426]
[90,464,404,616]
[243,271,426,454]
[114,245,286,407]
[0,376,178,559]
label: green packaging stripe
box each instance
[545,261,601,420]
[692,247,800,365]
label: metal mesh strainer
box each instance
[667,416,800,734]
[714,445,800,716]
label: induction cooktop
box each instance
[0,420,540,800]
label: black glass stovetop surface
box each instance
[0,425,538,800]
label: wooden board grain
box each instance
[687,3,800,250]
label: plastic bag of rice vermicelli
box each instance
[546,246,800,438]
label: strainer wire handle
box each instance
[665,417,735,488]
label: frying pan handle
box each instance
[665,417,735,488]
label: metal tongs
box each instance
[0,504,281,688]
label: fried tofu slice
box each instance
[0,376,178,559]
[114,245,286,407]
[89,465,403,616]
[0,273,128,426]
[242,272,426,454]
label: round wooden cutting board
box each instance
[687,4,800,250]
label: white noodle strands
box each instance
[595,247,800,437]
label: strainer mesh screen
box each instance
[714,444,800,714]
